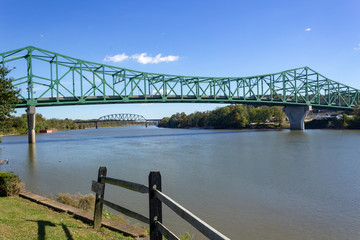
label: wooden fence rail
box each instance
[91,166,230,240]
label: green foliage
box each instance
[159,105,284,129]
[0,67,19,134]
[305,119,330,129]
[0,171,21,197]
[0,113,148,135]
[306,112,360,129]
[159,117,170,128]
[273,106,286,126]
[167,112,189,128]
[330,114,349,129]
[348,115,360,129]
[209,107,231,128]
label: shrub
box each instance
[55,192,95,211]
[0,171,21,197]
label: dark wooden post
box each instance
[93,167,107,229]
[149,171,162,240]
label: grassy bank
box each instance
[0,196,134,240]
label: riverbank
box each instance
[0,123,150,138]
[0,195,138,240]
[162,122,290,130]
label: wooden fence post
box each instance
[149,171,162,240]
[93,167,107,229]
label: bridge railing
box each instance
[91,166,230,240]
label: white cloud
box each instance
[103,52,179,64]
[131,53,179,64]
[40,34,44,38]
[305,28,311,31]
[152,89,171,95]
[354,43,360,51]
[103,53,129,62]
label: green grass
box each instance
[0,196,134,240]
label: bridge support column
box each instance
[26,106,36,144]
[284,106,311,130]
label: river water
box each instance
[1,127,360,239]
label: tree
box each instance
[271,106,285,126]
[229,105,249,128]
[159,117,170,127]
[209,107,231,128]
[0,67,20,133]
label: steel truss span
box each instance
[1,46,359,109]
[98,114,146,123]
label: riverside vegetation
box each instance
[159,104,360,130]
[159,105,286,129]
[0,113,147,137]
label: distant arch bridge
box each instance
[74,114,161,128]
[97,113,161,128]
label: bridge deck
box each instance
[15,95,352,109]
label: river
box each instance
[1,127,360,239]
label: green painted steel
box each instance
[1,46,359,109]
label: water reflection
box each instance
[28,144,37,169]
[0,130,274,145]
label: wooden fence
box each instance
[91,167,230,240]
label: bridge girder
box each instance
[1,46,359,110]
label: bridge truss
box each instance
[1,46,359,109]
[96,113,156,128]
[98,113,147,122]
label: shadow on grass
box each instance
[28,220,74,240]
[61,223,74,240]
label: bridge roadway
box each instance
[1,46,359,143]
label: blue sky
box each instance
[1,0,360,119]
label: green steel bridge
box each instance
[1,46,359,109]
[1,46,359,141]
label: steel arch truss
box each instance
[1,46,359,109]
[98,113,147,123]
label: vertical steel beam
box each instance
[56,55,59,102]
[72,67,75,96]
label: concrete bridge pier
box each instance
[26,106,36,144]
[284,105,312,130]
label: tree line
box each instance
[159,105,286,129]
[0,114,148,135]
[0,114,97,135]
[306,112,360,129]
[160,104,360,130]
